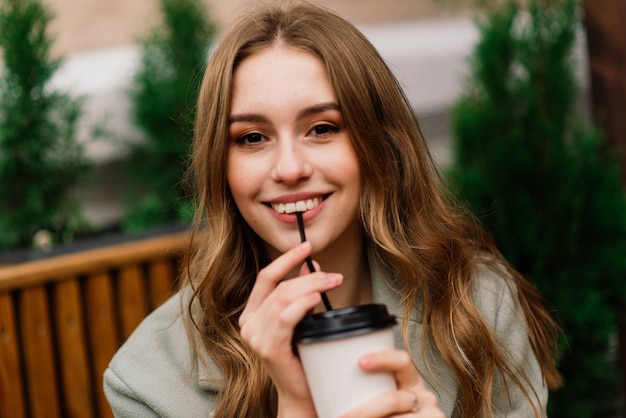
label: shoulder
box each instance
[104,291,218,416]
[470,261,549,415]
[470,261,520,330]
[109,291,190,369]
[470,261,537,353]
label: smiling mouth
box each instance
[270,196,325,214]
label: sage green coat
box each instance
[104,263,547,417]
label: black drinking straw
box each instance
[296,211,333,311]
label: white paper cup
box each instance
[293,304,397,418]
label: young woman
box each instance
[104,2,562,417]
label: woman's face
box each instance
[226,45,362,259]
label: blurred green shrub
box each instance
[124,0,216,231]
[0,0,87,250]
[448,0,626,415]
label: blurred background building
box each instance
[45,0,471,54]
[41,0,587,228]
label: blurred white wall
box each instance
[54,18,481,164]
[43,17,591,227]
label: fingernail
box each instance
[324,273,343,285]
[359,354,373,367]
[297,241,311,253]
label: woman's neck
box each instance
[314,245,372,311]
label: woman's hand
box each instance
[238,241,343,417]
[340,349,445,418]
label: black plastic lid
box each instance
[293,303,396,344]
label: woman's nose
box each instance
[270,139,313,184]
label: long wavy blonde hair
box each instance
[185,2,562,417]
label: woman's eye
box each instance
[237,132,265,145]
[309,124,338,137]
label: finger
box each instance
[358,350,444,416]
[299,259,321,276]
[340,387,443,418]
[274,291,322,329]
[338,389,418,418]
[240,272,342,359]
[246,241,312,308]
[264,271,342,318]
[241,292,322,361]
[412,386,443,415]
[359,349,418,387]
[240,270,342,335]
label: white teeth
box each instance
[295,201,307,212]
[272,197,322,214]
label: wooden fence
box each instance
[0,231,189,418]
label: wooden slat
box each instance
[0,230,192,418]
[148,258,175,309]
[21,287,61,418]
[0,232,189,292]
[0,292,26,418]
[85,272,118,418]
[119,264,149,340]
[54,279,95,418]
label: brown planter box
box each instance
[0,226,190,418]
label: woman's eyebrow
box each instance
[297,102,340,119]
[228,113,267,124]
[228,102,340,125]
